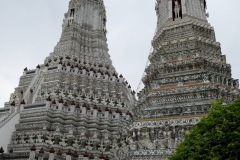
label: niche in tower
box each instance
[70,8,75,17]
[172,0,182,21]
[204,0,207,10]
[68,8,75,26]
[103,17,107,34]
[103,18,106,26]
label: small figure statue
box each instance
[99,141,106,152]
[59,136,67,147]
[86,139,93,151]
[45,134,54,145]
[158,129,166,149]
[111,139,119,158]
[126,135,137,150]
[174,0,181,18]
[138,130,156,150]
[36,133,43,143]
[28,134,35,144]
[73,138,79,148]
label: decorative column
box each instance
[46,96,51,109]
[28,89,34,104]
[10,101,16,113]
[23,67,28,76]
[119,74,124,83]
[72,151,79,159]
[93,105,98,117]
[83,152,89,160]
[20,99,26,112]
[70,101,75,112]
[28,145,36,160]
[48,147,55,160]
[82,103,87,115]
[99,154,104,160]
[19,91,23,105]
[66,149,72,160]
[58,62,62,70]
[104,107,109,118]
[36,65,41,74]
[38,148,44,160]
[58,99,64,110]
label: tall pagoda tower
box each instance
[0,0,135,159]
[122,0,240,159]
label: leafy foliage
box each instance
[170,99,240,160]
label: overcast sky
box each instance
[0,0,239,107]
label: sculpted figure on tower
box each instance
[174,0,181,18]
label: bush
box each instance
[170,99,240,160]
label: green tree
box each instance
[170,99,240,160]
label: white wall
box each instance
[0,113,20,153]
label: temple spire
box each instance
[50,0,111,68]
[128,1,240,159]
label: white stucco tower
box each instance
[0,0,136,159]
[118,0,240,159]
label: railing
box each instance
[0,107,18,128]
[132,149,175,156]
[0,152,29,159]
[23,70,45,103]
[32,72,45,103]
[23,73,39,101]
[0,113,10,122]
[24,103,46,110]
